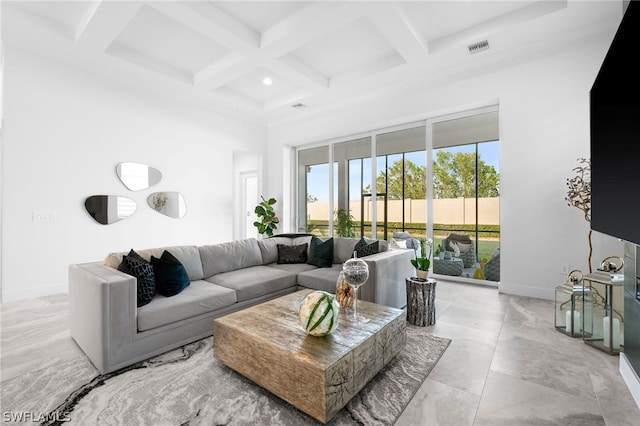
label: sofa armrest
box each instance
[69,262,137,373]
[359,249,414,309]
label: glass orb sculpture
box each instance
[342,257,369,322]
[298,291,340,336]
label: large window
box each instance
[296,108,500,282]
[432,110,500,271]
[375,126,427,240]
[297,146,330,235]
[432,142,500,262]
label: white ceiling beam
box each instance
[196,50,329,94]
[271,55,329,91]
[74,1,143,52]
[147,1,265,91]
[106,43,192,84]
[195,58,260,92]
[149,1,260,54]
[194,52,246,86]
[260,1,365,57]
[73,0,102,42]
[365,2,429,64]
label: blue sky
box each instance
[307,141,500,203]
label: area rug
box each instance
[1,325,450,426]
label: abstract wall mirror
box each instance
[85,195,137,225]
[148,192,186,219]
[116,162,162,191]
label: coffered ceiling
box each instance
[1,1,623,125]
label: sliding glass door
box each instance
[295,108,500,283]
[431,110,500,277]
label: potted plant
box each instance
[411,238,433,280]
[434,243,444,260]
[335,208,356,237]
[254,196,279,237]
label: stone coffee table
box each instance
[213,289,406,424]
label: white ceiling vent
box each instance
[468,40,490,54]
[292,103,307,109]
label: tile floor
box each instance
[396,279,640,425]
[1,280,639,425]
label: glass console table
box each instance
[582,271,624,355]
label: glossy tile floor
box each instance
[1,281,639,425]
[396,280,640,426]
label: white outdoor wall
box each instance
[268,34,623,301]
[1,48,267,302]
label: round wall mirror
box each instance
[148,192,186,219]
[85,195,137,225]
[116,162,162,191]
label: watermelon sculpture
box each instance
[298,291,340,336]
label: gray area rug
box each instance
[2,324,450,426]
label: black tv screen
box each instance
[590,1,640,245]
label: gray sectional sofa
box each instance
[69,234,414,374]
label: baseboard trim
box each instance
[620,353,640,410]
[1,283,68,303]
[498,282,554,300]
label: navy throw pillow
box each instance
[307,237,334,268]
[122,255,156,307]
[151,251,190,297]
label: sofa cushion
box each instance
[199,239,263,277]
[257,237,291,264]
[122,255,156,307]
[297,264,344,294]
[257,238,278,264]
[137,280,236,332]
[355,237,380,257]
[333,237,358,264]
[456,241,472,254]
[106,246,204,281]
[447,233,472,243]
[151,251,190,297]
[267,262,318,274]
[277,243,308,264]
[390,238,408,249]
[290,235,313,247]
[206,265,297,302]
[307,236,333,268]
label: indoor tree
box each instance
[565,157,592,272]
[254,196,279,237]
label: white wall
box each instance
[268,35,623,300]
[1,48,267,302]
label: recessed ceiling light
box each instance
[263,77,273,86]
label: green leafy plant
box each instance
[410,238,433,271]
[254,196,279,237]
[434,243,443,257]
[334,208,356,238]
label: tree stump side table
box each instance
[405,277,436,326]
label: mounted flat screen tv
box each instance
[590,1,640,245]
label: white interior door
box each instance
[243,173,258,240]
